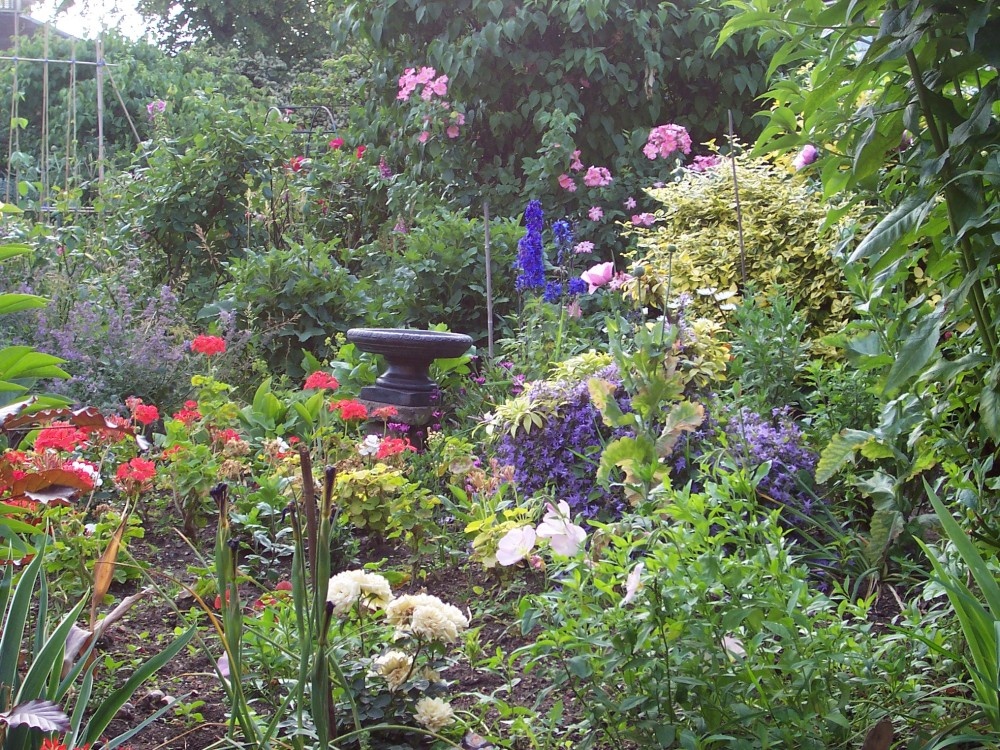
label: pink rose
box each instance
[446,125,460,138]
[581,262,616,293]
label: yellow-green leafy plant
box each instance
[628,156,853,337]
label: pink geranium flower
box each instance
[631,213,656,227]
[583,166,612,187]
[588,206,603,221]
[792,144,819,170]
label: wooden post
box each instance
[96,36,105,185]
[483,200,494,359]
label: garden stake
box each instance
[484,199,494,359]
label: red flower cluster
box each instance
[287,155,306,172]
[376,436,415,460]
[41,738,89,750]
[371,405,399,420]
[126,396,160,426]
[329,399,368,421]
[115,456,156,493]
[33,422,89,452]
[190,335,226,356]
[212,428,242,445]
[172,400,202,425]
[303,371,340,391]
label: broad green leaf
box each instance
[882,309,943,396]
[864,509,904,568]
[655,401,705,456]
[849,193,934,265]
[981,381,1000,444]
[816,429,873,483]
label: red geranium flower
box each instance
[33,422,89,452]
[355,145,367,159]
[329,399,368,421]
[115,456,157,493]
[191,335,226,356]
[303,371,340,391]
[371,405,398,420]
[132,403,160,426]
[375,436,415,460]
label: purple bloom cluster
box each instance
[724,407,819,520]
[496,364,629,519]
[515,200,545,292]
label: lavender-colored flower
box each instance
[146,99,166,119]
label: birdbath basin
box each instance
[347,328,473,407]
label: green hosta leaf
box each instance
[816,429,873,483]
[0,347,69,385]
[0,293,47,315]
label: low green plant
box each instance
[515,474,886,749]
[728,287,811,413]
[916,486,1000,742]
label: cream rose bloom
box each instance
[371,649,413,691]
[413,696,455,732]
[386,594,469,643]
[326,570,394,616]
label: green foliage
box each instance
[630,156,852,336]
[218,238,373,374]
[728,287,811,413]
[136,0,336,66]
[515,479,887,748]
[335,0,774,177]
[360,211,521,340]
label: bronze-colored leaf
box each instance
[861,718,894,750]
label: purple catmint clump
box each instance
[496,364,630,520]
[724,407,819,522]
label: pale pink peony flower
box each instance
[581,261,616,293]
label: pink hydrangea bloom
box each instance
[643,123,693,160]
[583,166,613,187]
[588,206,603,222]
[558,174,577,192]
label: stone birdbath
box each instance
[346,328,473,428]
